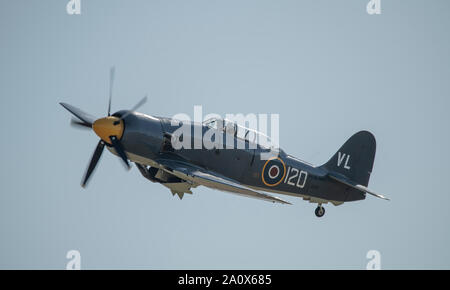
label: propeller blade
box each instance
[114,95,147,124]
[81,140,105,187]
[109,136,130,169]
[60,102,96,125]
[128,95,147,113]
[71,118,92,129]
[108,66,115,116]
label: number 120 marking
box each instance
[284,167,308,188]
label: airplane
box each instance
[60,68,389,217]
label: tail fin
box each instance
[320,131,376,187]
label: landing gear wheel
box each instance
[315,205,325,217]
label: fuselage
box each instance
[111,110,364,204]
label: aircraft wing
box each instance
[328,173,390,201]
[155,158,291,205]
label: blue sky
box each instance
[0,0,449,269]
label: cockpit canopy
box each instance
[203,117,276,149]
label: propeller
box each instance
[60,66,147,187]
[60,102,96,125]
[113,95,147,125]
[109,136,130,168]
[71,118,92,129]
[82,140,105,187]
[108,66,115,116]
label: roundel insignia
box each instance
[261,158,286,187]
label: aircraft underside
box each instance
[110,148,344,218]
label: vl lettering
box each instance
[337,152,351,170]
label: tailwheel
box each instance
[315,205,325,217]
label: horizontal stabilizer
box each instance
[328,173,390,201]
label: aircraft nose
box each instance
[92,116,124,144]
